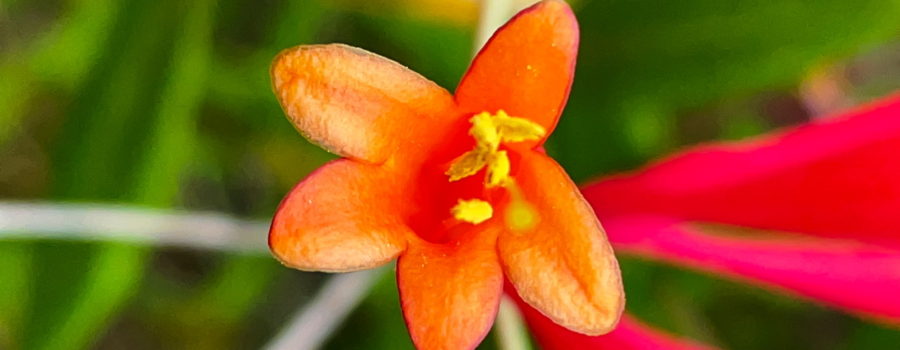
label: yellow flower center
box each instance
[450,199,493,225]
[446,110,545,226]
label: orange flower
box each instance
[268,1,624,348]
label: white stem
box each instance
[474,0,515,54]
[264,268,387,350]
[495,296,532,350]
[0,201,387,350]
[0,201,268,253]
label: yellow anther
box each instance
[485,150,510,188]
[469,112,500,151]
[493,110,546,143]
[451,199,493,224]
[446,149,488,182]
[446,110,543,185]
[445,111,543,227]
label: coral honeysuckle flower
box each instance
[267,1,624,349]
[520,93,900,349]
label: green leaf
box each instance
[26,0,217,349]
[325,271,416,350]
[138,255,280,349]
[331,11,472,90]
[549,0,900,180]
[0,0,120,144]
[0,243,33,349]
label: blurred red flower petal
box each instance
[516,291,713,350]
[588,93,900,247]
[606,216,900,323]
[582,93,900,323]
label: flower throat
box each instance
[445,110,543,231]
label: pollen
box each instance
[493,110,546,143]
[486,150,510,187]
[451,199,494,224]
[469,111,501,150]
[446,149,488,182]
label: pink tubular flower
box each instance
[521,93,900,348]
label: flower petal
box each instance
[272,44,455,163]
[605,216,900,323]
[585,93,900,247]
[269,159,409,272]
[397,231,504,350]
[498,152,624,335]
[516,296,714,350]
[455,0,578,141]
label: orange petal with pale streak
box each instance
[398,230,504,350]
[455,0,578,143]
[269,159,410,272]
[271,44,454,163]
[499,152,624,335]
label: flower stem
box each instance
[0,201,268,253]
[474,0,515,55]
[495,296,532,350]
[0,200,384,350]
[265,268,387,350]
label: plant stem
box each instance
[496,296,532,350]
[0,201,268,253]
[474,0,515,55]
[264,268,387,350]
[0,200,385,350]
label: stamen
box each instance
[469,112,500,150]
[451,199,493,224]
[446,149,488,182]
[493,110,546,143]
[444,110,545,227]
[485,150,510,188]
[445,110,543,185]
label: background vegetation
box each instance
[2,0,899,349]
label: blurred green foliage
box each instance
[554,0,900,180]
[1,0,899,349]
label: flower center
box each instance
[445,110,545,226]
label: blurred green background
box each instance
[2,0,900,349]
